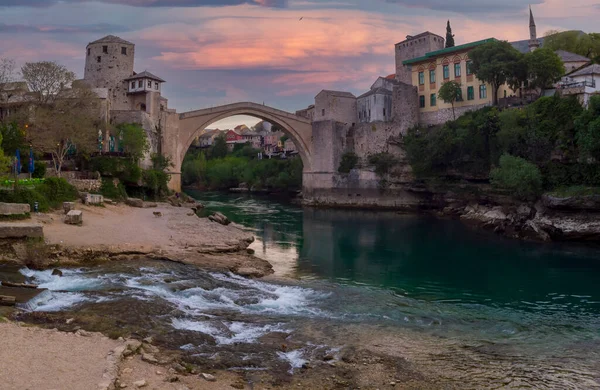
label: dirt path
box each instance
[0,322,121,390]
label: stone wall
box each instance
[419,102,490,126]
[314,91,357,124]
[84,40,135,111]
[392,82,419,134]
[68,179,102,193]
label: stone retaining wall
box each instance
[68,179,102,193]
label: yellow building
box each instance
[402,38,514,125]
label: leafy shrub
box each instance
[368,152,398,176]
[0,188,49,212]
[338,152,359,174]
[490,155,542,200]
[142,169,170,200]
[36,177,79,208]
[32,161,46,178]
[99,177,127,200]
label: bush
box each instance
[368,152,398,176]
[142,169,170,200]
[0,188,49,212]
[32,161,46,178]
[99,177,127,200]
[35,177,79,209]
[338,152,358,174]
[490,155,542,200]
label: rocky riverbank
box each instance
[0,201,273,278]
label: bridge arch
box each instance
[163,102,313,192]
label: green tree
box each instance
[445,20,455,48]
[116,123,149,161]
[338,152,358,173]
[525,48,564,95]
[469,40,524,105]
[0,121,27,156]
[211,134,228,159]
[490,154,542,200]
[544,30,600,62]
[438,81,462,120]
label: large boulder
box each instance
[0,223,43,238]
[63,202,75,214]
[86,194,103,205]
[125,198,144,208]
[0,202,30,216]
[65,210,83,225]
[208,212,230,226]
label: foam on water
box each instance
[20,268,107,291]
[171,318,286,345]
[24,290,91,312]
[276,350,307,373]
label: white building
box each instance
[556,64,600,107]
[357,75,397,123]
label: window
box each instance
[418,71,425,85]
[96,56,101,63]
[419,95,425,108]
[479,84,487,99]
[87,48,90,56]
[368,109,371,117]
[138,80,142,88]
[429,69,436,84]
[466,60,473,76]
[155,82,159,90]
[430,94,436,107]
[467,86,475,101]
[147,80,152,88]
[456,88,463,102]
[383,108,386,116]
[131,81,135,89]
[454,63,461,77]
[102,46,108,54]
[122,47,127,55]
[359,112,362,120]
[443,65,449,79]
[322,109,325,116]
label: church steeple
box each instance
[528,5,540,51]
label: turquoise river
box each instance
[15,191,600,389]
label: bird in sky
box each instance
[299,17,303,21]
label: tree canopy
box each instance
[469,40,524,105]
[438,81,462,120]
[445,21,455,48]
[525,48,564,94]
[21,61,75,105]
[116,123,149,161]
[211,134,228,159]
[544,30,600,63]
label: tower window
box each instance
[155,82,159,90]
[147,80,152,88]
[122,47,127,55]
[97,56,101,63]
[138,80,142,88]
[87,48,90,56]
[102,46,108,54]
[322,109,325,116]
[131,81,135,89]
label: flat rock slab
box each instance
[65,210,83,225]
[125,198,144,208]
[0,223,43,238]
[0,202,30,216]
[84,194,104,205]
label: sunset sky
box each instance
[0,0,598,128]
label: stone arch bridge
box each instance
[162,102,316,192]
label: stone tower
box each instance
[528,6,540,52]
[84,35,135,110]
[395,32,445,84]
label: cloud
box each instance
[382,0,543,14]
[0,23,129,34]
[0,0,288,7]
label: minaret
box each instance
[528,6,540,51]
